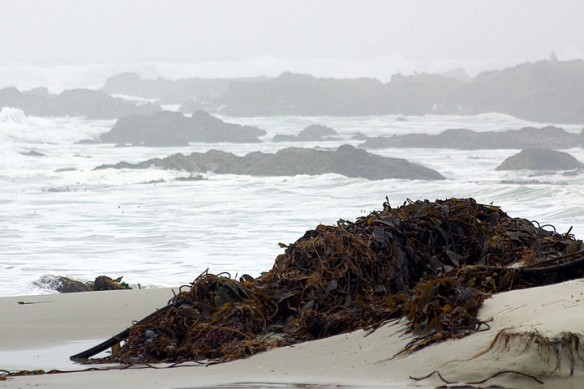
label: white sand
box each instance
[2,280,584,388]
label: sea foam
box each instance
[2,112,584,296]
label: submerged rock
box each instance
[20,150,46,157]
[96,144,445,180]
[496,148,584,171]
[360,126,584,150]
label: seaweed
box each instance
[73,198,584,365]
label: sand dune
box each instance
[2,281,584,388]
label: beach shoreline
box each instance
[2,281,584,388]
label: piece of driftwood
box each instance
[70,304,174,361]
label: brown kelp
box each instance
[76,198,584,365]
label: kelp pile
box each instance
[87,198,584,364]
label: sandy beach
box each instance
[2,280,584,388]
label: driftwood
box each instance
[70,304,174,361]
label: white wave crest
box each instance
[0,107,112,146]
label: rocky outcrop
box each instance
[96,59,584,123]
[496,149,584,171]
[463,59,584,123]
[102,72,262,105]
[220,72,387,116]
[359,126,584,150]
[100,110,267,146]
[383,73,467,115]
[53,89,161,119]
[0,87,161,119]
[273,124,338,142]
[218,60,584,123]
[96,144,445,180]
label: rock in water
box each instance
[496,148,584,171]
[34,275,131,293]
[273,124,339,142]
[95,144,445,180]
[360,126,584,150]
[0,87,161,119]
[100,110,266,146]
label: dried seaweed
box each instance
[75,198,584,365]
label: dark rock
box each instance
[102,111,190,146]
[220,72,387,116]
[360,126,584,150]
[24,87,50,98]
[51,89,161,119]
[351,132,368,141]
[35,275,92,293]
[463,59,584,123]
[0,87,162,119]
[21,150,46,157]
[0,87,25,106]
[100,110,266,146]
[75,139,100,145]
[35,275,131,293]
[95,144,445,180]
[441,68,471,82]
[384,58,584,123]
[273,124,338,142]
[95,59,584,123]
[0,87,48,114]
[174,173,206,182]
[217,60,584,123]
[384,73,468,115]
[298,125,338,140]
[189,110,266,142]
[98,59,584,123]
[496,148,584,171]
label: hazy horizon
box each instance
[1,0,584,90]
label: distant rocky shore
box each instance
[2,58,583,125]
[102,59,584,124]
[95,144,445,180]
[0,87,160,119]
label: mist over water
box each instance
[0,56,551,93]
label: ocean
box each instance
[2,107,584,296]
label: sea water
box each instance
[2,108,584,296]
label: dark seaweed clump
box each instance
[97,198,584,364]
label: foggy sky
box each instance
[2,0,584,72]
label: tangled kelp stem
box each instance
[73,198,584,365]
